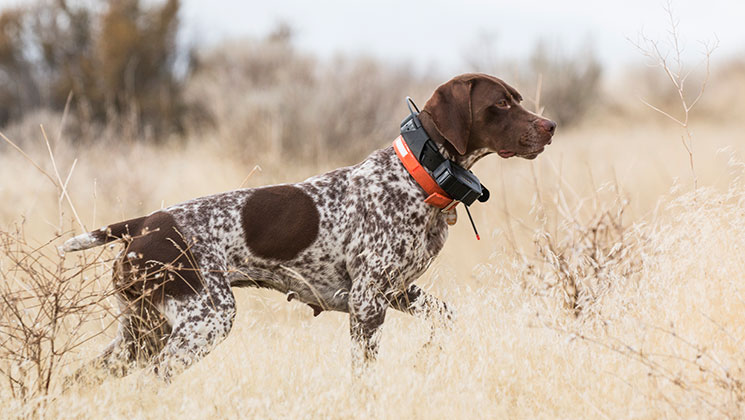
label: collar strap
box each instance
[394,98,489,209]
[393,135,457,211]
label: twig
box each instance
[41,125,86,232]
[239,165,263,188]
[628,0,719,190]
[0,132,58,186]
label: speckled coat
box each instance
[63,73,556,381]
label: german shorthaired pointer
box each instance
[64,73,556,381]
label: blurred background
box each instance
[0,0,742,162]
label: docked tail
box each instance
[62,216,147,252]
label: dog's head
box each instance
[420,73,556,161]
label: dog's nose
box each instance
[538,119,556,135]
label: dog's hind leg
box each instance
[66,296,170,386]
[153,274,236,382]
[66,328,133,387]
[66,311,137,386]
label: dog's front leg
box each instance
[348,276,387,376]
[388,284,454,327]
[388,284,455,350]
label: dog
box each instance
[63,73,556,381]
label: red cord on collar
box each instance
[393,136,458,211]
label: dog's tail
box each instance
[62,216,147,252]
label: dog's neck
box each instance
[419,111,492,170]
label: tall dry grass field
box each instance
[2,29,745,418]
[2,113,745,418]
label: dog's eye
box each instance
[495,99,510,109]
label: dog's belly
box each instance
[228,257,352,313]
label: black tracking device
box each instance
[400,97,489,206]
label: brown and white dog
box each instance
[64,73,556,381]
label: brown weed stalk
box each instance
[0,224,117,413]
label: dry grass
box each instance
[1,110,744,418]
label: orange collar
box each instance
[393,135,458,211]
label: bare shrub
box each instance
[186,28,433,164]
[0,226,115,413]
[629,0,718,189]
[0,0,187,139]
[517,174,643,317]
[545,172,745,418]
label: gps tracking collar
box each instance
[395,97,490,239]
[399,97,490,206]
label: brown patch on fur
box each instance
[241,185,320,260]
[420,78,473,155]
[90,216,147,243]
[117,211,204,301]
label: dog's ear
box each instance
[422,79,473,155]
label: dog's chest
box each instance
[337,148,449,285]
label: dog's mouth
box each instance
[498,149,516,158]
[499,131,553,160]
[498,146,545,160]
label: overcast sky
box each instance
[0,0,742,75]
[180,0,745,75]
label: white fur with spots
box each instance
[71,146,458,381]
